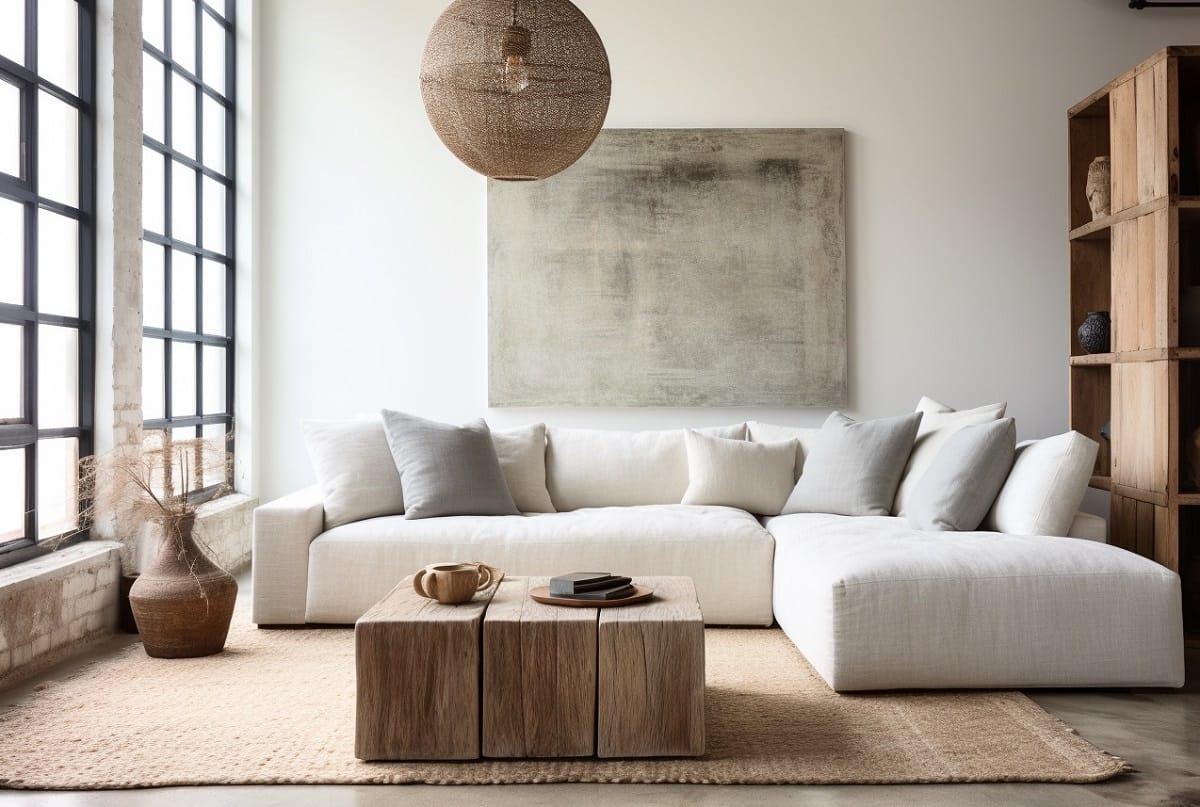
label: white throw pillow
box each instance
[781,411,923,517]
[746,421,822,481]
[545,424,746,511]
[892,396,1007,516]
[302,419,405,529]
[681,430,797,515]
[491,423,556,513]
[982,431,1099,537]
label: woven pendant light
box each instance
[420,0,611,181]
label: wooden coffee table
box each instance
[354,574,704,761]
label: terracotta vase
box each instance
[129,514,238,658]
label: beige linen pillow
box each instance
[892,396,1007,516]
[681,430,798,515]
[491,423,556,513]
[746,421,822,481]
[302,419,404,529]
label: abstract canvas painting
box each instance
[488,128,846,407]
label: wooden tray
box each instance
[528,584,654,608]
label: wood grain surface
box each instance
[354,575,499,761]
[482,577,598,758]
[597,576,705,758]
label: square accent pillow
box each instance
[302,418,404,529]
[905,418,1016,532]
[681,430,797,515]
[491,423,555,513]
[381,410,518,520]
[982,431,1099,537]
[892,397,1007,516]
[780,411,923,517]
[746,421,822,481]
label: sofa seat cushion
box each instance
[306,505,775,625]
[766,513,1184,691]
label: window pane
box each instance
[0,322,21,418]
[171,250,196,331]
[201,10,225,92]
[0,448,24,543]
[0,77,20,178]
[201,174,225,252]
[37,0,79,95]
[143,0,165,51]
[171,340,196,417]
[142,336,164,419]
[201,259,225,335]
[0,0,24,66]
[0,196,23,305]
[170,0,195,74]
[202,422,227,487]
[37,210,78,317]
[171,426,196,495]
[143,146,165,234]
[37,90,79,207]
[143,241,165,328]
[37,324,77,427]
[171,160,196,243]
[37,437,78,540]
[201,93,224,174]
[202,344,225,414]
[143,52,165,143]
[170,71,195,158]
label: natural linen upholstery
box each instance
[303,504,775,625]
[681,430,797,515]
[302,419,405,529]
[983,431,1099,537]
[905,418,1016,532]
[769,512,1185,690]
[746,421,822,481]
[489,423,555,513]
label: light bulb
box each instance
[503,54,529,94]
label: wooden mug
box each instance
[412,562,500,604]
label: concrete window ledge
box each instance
[193,492,259,573]
[0,541,123,688]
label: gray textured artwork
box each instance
[488,128,846,407]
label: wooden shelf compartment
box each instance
[1179,507,1200,635]
[1069,364,1111,479]
[1069,239,1111,358]
[1180,55,1200,196]
[1180,362,1200,494]
[1068,94,1111,232]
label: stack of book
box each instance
[548,572,635,600]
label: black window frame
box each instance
[0,0,97,569]
[141,0,235,499]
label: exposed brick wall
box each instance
[0,543,121,687]
[196,494,258,573]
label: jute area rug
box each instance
[0,608,1126,789]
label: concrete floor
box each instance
[1,589,1197,807]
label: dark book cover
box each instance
[557,583,636,601]
[550,572,628,595]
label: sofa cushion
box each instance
[982,431,1099,537]
[381,410,518,519]
[746,421,822,481]
[305,504,774,625]
[490,423,555,513]
[781,411,922,517]
[767,512,1184,690]
[681,430,796,515]
[893,397,1007,516]
[302,418,404,529]
[545,424,746,511]
[905,418,1016,532]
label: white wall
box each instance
[255,0,1200,501]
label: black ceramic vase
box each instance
[1077,311,1111,354]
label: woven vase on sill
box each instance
[129,514,238,659]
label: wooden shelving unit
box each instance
[1068,46,1200,636]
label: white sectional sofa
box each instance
[252,416,1186,691]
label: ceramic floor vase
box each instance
[129,514,238,658]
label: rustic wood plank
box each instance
[1113,362,1170,494]
[482,577,598,758]
[1110,79,1138,214]
[354,575,498,761]
[1154,504,1179,572]
[1109,493,1135,552]
[597,576,704,758]
[1111,219,1139,352]
[1069,108,1111,230]
[1136,499,1157,558]
[1136,61,1168,205]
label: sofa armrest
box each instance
[252,485,325,624]
[1067,511,1107,542]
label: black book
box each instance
[550,572,631,596]
[556,583,636,601]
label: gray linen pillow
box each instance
[905,418,1017,532]
[380,410,518,520]
[780,411,923,517]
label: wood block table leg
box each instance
[483,577,598,757]
[597,576,705,758]
[354,576,496,761]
